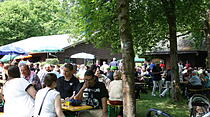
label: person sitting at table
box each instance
[34,73,65,117]
[19,63,42,91]
[56,63,79,99]
[108,70,122,103]
[188,71,202,89]
[3,65,37,117]
[74,70,109,117]
[199,71,210,88]
[108,70,123,117]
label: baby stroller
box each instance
[146,108,172,117]
[188,94,210,117]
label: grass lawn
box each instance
[136,92,190,117]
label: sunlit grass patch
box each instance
[136,91,189,117]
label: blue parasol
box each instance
[0,45,28,55]
[0,45,28,62]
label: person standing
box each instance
[0,62,4,74]
[3,65,37,117]
[151,63,163,96]
[56,63,79,99]
[160,67,171,97]
[178,61,184,82]
[109,58,118,70]
[34,73,65,117]
[100,61,109,75]
[37,64,52,86]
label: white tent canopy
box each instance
[70,52,95,59]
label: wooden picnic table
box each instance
[0,112,3,117]
[62,104,93,112]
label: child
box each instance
[195,106,205,117]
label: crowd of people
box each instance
[0,58,123,117]
[1,58,210,117]
[135,61,210,98]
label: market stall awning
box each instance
[5,34,80,53]
[31,46,64,53]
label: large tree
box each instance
[75,0,207,53]
[206,3,210,69]
[75,0,208,100]
[161,0,180,101]
[117,0,136,116]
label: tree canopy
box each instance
[0,0,78,46]
[0,0,208,53]
[74,0,208,54]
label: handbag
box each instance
[37,89,52,117]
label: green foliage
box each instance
[130,0,168,54]
[0,0,208,53]
[28,0,77,35]
[45,58,59,65]
[176,0,208,49]
[0,0,44,45]
[0,0,80,46]
[75,0,120,51]
[74,0,208,54]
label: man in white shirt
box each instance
[100,61,109,75]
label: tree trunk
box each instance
[206,9,210,69]
[161,0,181,101]
[117,0,136,117]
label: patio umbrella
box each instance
[0,45,28,55]
[0,45,28,62]
[0,54,18,62]
[70,52,95,59]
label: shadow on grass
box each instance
[136,92,189,117]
